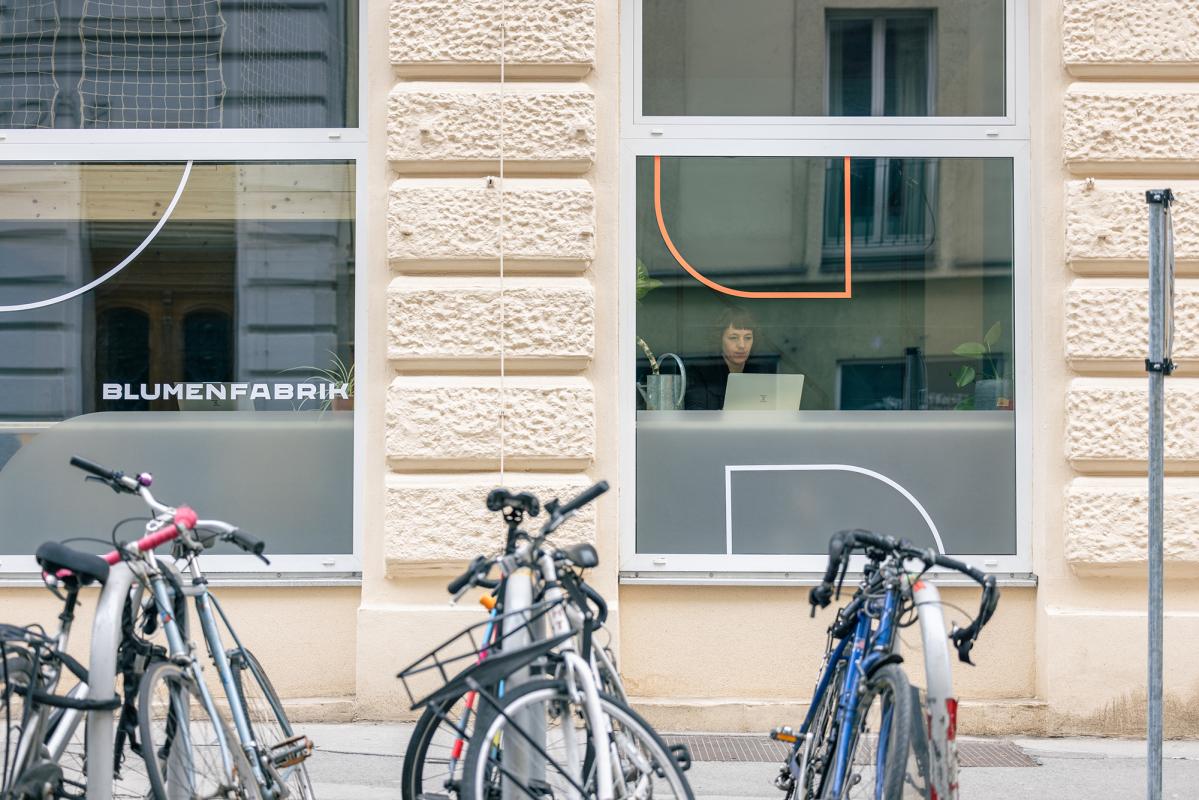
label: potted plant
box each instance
[951,322,1010,410]
[285,350,355,412]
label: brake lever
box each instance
[949,623,977,666]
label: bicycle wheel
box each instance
[797,661,845,800]
[462,677,694,800]
[138,661,262,800]
[824,665,921,800]
[403,683,500,800]
[229,647,314,799]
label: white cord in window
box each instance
[497,5,507,483]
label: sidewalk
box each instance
[300,722,1199,799]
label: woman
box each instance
[684,308,767,410]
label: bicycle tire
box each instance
[822,664,918,800]
[138,661,263,800]
[461,677,694,800]
[229,647,314,799]
[403,684,497,800]
[799,661,845,800]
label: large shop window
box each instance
[641,0,1004,118]
[0,0,358,128]
[634,155,1015,559]
[0,161,355,562]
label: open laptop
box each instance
[723,373,805,411]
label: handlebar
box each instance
[59,455,272,570]
[557,481,609,517]
[808,528,1000,664]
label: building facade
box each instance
[2,0,1199,737]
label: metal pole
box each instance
[1145,188,1174,800]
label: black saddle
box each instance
[35,541,110,586]
[556,542,599,569]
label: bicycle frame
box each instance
[793,584,903,799]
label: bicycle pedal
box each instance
[769,725,798,744]
[669,743,692,771]
[270,734,313,768]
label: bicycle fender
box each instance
[862,652,904,680]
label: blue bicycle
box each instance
[772,530,998,800]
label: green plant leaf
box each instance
[635,259,662,302]
[953,365,976,388]
[953,342,986,357]
[983,321,1002,348]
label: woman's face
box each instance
[721,325,754,368]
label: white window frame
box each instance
[619,0,1032,582]
[0,3,367,582]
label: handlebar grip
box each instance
[558,480,609,516]
[820,530,852,585]
[227,529,266,556]
[580,581,609,626]
[70,455,115,481]
[447,555,488,595]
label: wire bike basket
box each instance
[396,598,575,709]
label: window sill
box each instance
[619,570,1037,588]
[0,572,362,589]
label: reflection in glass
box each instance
[635,155,1016,556]
[643,0,1004,117]
[0,161,356,557]
[0,0,358,128]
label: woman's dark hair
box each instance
[714,307,757,341]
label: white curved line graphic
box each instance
[0,160,194,314]
[724,463,946,555]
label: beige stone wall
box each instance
[1044,0,1199,734]
[364,0,610,718]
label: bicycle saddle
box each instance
[35,541,110,586]
[556,542,599,569]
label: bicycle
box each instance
[22,456,313,799]
[771,529,998,800]
[398,482,692,800]
[398,485,628,800]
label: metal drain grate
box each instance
[661,735,1037,768]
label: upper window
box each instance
[640,0,1005,118]
[0,0,358,129]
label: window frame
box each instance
[0,3,367,581]
[619,0,1032,581]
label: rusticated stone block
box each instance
[389,0,595,76]
[384,475,597,572]
[1066,478,1199,568]
[387,178,594,271]
[1066,380,1199,465]
[1066,182,1199,266]
[386,377,594,467]
[1064,89,1199,165]
[388,277,594,366]
[388,85,595,171]
[1063,0,1199,72]
[1066,284,1199,365]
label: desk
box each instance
[636,410,1015,556]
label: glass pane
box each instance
[0,161,356,556]
[642,0,1005,117]
[635,155,1015,556]
[0,0,358,129]
[827,19,873,116]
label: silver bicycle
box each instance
[5,456,313,800]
